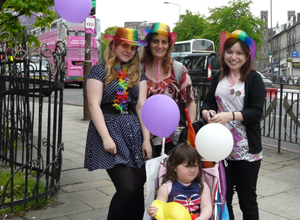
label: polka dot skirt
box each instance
[84,62,147,171]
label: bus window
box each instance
[193,40,214,51]
[182,43,190,52]
[67,31,76,36]
[77,31,85,37]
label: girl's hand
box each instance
[147,205,158,218]
[209,112,232,125]
[142,140,152,160]
[102,136,117,154]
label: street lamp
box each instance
[164,2,180,23]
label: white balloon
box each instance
[195,123,233,161]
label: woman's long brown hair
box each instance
[140,33,173,75]
[162,143,204,194]
[219,38,255,82]
[104,40,141,87]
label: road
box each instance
[63,84,83,106]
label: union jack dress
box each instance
[167,180,201,217]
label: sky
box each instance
[95,0,297,33]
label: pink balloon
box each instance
[55,0,91,23]
[141,94,180,138]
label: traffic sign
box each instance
[292,51,298,57]
[85,15,96,35]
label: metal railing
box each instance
[193,82,300,153]
[0,27,66,212]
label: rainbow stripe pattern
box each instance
[112,64,129,112]
[143,23,171,35]
[104,27,147,46]
[220,30,257,62]
[142,22,177,45]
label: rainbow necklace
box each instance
[112,63,129,112]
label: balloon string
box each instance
[157,59,161,83]
[161,137,165,155]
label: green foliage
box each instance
[205,0,265,53]
[173,0,265,59]
[0,169,54,218]
[173,10,209,41]
[0,0,56,46]
[101,26,118,60]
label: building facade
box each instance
[255,11,270,73]
[258,10,300,83]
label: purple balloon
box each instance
[55,0,91,23]
[142,94,180,138]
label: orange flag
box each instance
[185,108,214,168]
[184,108,196,149]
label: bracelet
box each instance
[232,112,235,121]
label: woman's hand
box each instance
[142,140,152,160]
[209,112,232,125]
[102,136,117,154]
[202,110,216,123]
[147,205,158,218]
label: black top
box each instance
[200,71,265,154]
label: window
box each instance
[51,23,57,30]
[67,31,76,36]
[182,43,190,52]
[77,31,85,37]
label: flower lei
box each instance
[112,63,129,112]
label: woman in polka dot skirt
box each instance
[84,27,152,220]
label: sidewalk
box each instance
[9,104,300,220]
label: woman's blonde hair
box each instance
[104,40,141,87]
[140,33,173,75]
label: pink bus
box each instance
[30,18,99,87]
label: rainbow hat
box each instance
[104,27,147,46]
[220,30,257,62]
[142,23,177,45]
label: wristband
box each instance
[232,112,235,121]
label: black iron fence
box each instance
[0,27,66,212]
[193,82,300,153]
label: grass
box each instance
[0,169,56,218]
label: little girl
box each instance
[148,143,212,220]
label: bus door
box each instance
[65,35,85,84]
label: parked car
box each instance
[173,52,221,84]
[5,58,53,96]
[256,71,275,88]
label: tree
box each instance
[172,0,265,58]
[203,0,265,53]
[100,26,117,60]
[0,0,56,46]
[173,10,209,41]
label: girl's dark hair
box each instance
[163,143,204,194]
[140,33,173,75]
[219,38,255,82]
